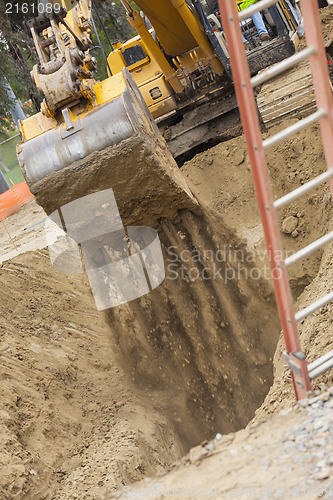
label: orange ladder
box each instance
[217,0,333,400]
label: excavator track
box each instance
[256,61,316,128]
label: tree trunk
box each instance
[0,152,10,173]
[2,78,26,128]
[0,169,10,194]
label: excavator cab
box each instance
[193,0,302,78]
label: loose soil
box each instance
[1,117,332,498]
[0,8,333,500]
[106,386,333,500]
[182,120,333,415]
[0,202,281,499]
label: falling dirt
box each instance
[106,208,281,446]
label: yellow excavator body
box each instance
[17,0,301,220]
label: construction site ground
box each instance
[1,7,333,500]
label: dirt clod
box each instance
[282,216,298,234]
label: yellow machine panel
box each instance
[107,36,178,118]
[133,0,198,57]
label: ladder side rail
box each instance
[299,0,333,199]
[217,0,312,400]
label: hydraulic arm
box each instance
[24,0,96,117]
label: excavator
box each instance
[17,0,303,224]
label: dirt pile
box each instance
[106,385,333,500]
[0,250,186,499]
[0,202,282,498]
[1,113,332,498]
[255,240,333,421]
[315,6,333,45]
[182,122,332,297]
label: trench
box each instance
[0,204,282,499]
[2,87,286,497]
[105,206,281,455]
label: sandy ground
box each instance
[106,386,333,500]
[0,247,185,499]
[0,202,61,265]
[0,202,282,499]
[0,7,333,500]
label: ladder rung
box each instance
[285,231,333,267]
[295,292,333,322]
[308,350,333,380]
[238,0,278,21]
[262,108,327,150]
[251,47,316,88]
[274,170,333,209]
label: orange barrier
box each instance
[0,181,34,222]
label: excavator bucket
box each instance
[17,69,197,227]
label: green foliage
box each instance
[0,1,40,133]
[0,132,22,185]
[4,165,24,185]
[91,0,136,81]
[0,0,137,130]
[0,132,21,170]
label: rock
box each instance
[311,402,324,410]
[308,396,320,405]
[279,409,290,416]
[282,216,298,234]
[314,468,331,480]
[189,445,208,464]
